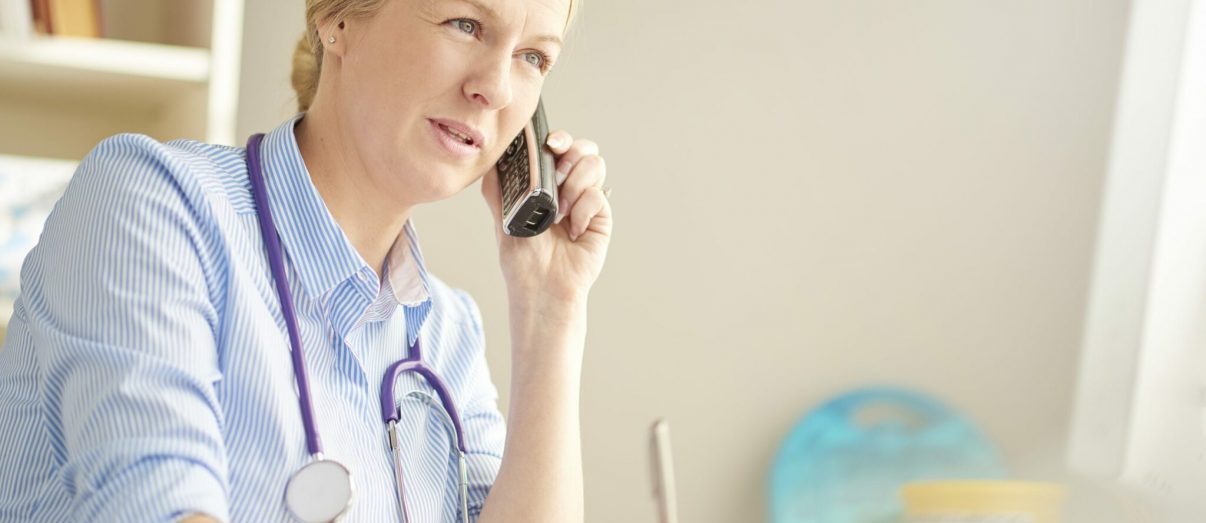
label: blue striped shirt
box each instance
[0,114,506,522]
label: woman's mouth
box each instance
[437,123,474,145]
[428,119,481,159]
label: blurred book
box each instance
[31,0,102,38]
[51,0,101,37]
[31,0,51,35]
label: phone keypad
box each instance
[497,132,530,215]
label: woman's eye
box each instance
[523,51,553,73]
[451,18,479,35]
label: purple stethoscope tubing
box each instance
[246,133,324,456]
[380,340,468,453]
[247,132,468,453]
[246,133,470,522]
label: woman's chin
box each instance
[408,172,478,204]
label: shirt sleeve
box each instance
[19,134,231,522]
[451,289,507,521]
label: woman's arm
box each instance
[477,300,587,522]
[476,129,610,523]
[18,134,231,521]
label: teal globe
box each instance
[769,387,1005,523]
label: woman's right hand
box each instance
[479,129,612,315]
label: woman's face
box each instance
[329,0,571,205]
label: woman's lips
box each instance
[428,119,481,159]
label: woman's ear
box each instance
[318,19,348,60]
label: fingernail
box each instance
[555,168,567,186]
[555,199,566,223]
[546,133,567,149]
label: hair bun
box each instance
[290,33,320,112]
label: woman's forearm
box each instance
[477,300,587,523]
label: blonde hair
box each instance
[291,0,581,112]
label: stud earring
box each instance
[327,35,336,44]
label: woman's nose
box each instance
[464,54,514,110]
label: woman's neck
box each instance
[294,107,411,279]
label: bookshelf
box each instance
[0,0,245,160]
[0,0,308,330]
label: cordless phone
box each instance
[495,98,557,237]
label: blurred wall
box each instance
[241,0,1132,521]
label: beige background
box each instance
[5,0,1137,520]
[417,1,1128,521]
[239,0,1133,521]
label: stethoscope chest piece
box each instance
[285,458,354,522]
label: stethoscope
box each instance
[245,133,471,523]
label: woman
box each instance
[0,0,608,521]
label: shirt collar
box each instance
[383,220,433,307]
[256,113,433,315]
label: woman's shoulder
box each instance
[424,273,486,330]
[75,132,251,216]
[26,134,248,308]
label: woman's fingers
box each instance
[567,185,609,241]
[556,154,606,225]
[546,133,600,185]
[543,129,609,239]
[545,130,573,154]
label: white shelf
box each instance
[0,36,210,106]
[0,0,259,157]
[0,35,209,81]
[0,153,78,176]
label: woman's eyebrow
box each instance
[533,34,563,48]
[445,0,564,49]
[446,0,501,21]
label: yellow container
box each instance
[900,481,1066,523]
